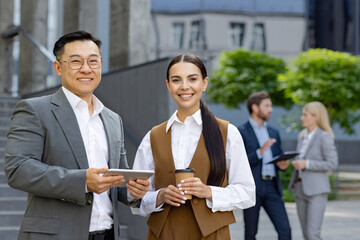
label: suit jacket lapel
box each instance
[303,128,321,157]
[100,109,119,169]
[247,122,261,148]
[50,89,89,169]
[296,137,303,153]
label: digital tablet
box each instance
[104,169,154,187]
[267,151,299,164]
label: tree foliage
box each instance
[278,48,360,134]
[207,48,289,109]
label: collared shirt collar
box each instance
[304,127,319,140]
[249,117,267,129]
[62,86,104,115]
[166,109,202,132]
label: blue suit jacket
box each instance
[238,121,284,196]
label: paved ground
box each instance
[229,199,360,239]
[229,165,360,239]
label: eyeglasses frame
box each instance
[58,56,103,70]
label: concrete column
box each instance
[18,0,48,94]
[109,0,149,70]
[0,0,14,94]
[63,0,97,35]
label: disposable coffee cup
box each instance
[175,168,195,200]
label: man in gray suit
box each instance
[5,31,149,240]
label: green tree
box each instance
[278,48,360,134]
[207,48,289,108]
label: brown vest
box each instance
[147,118,235,238]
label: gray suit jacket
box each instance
[5,88,132,240]
[288,128,338,196]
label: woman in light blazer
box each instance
[288,101,338,240]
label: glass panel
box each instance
[230,22,245,48]
[252,23,266,52]
[172,22,185,49]
[189,20,201,49]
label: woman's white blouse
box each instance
[131,110,255,216]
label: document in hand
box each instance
[104,169,154,187]
[267,151,299,164]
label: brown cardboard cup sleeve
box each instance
[175,168,195,199]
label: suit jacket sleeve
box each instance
[307,131,338,171]
[114,114,141,207]
[246,145,262,166]
[5,99,88,206]
[238,126,261,166]
[116,113,130,204]
[271,127,283,171]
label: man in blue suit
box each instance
[238,91,291,240]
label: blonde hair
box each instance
[300,101,334,138]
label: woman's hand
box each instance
[156,185,187,207]
[276,160,289,170]
[126,179,150,199]
[177,177,212,200]
[292,159,307,170]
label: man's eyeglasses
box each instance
[58,56,102,70]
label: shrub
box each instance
[278,48,360,134]
[207,48,289,109]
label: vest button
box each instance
[87,199,92,205]
[192,199,198,204]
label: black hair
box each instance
[247,91,270,114]
[53,30,102,60]
[167,54,226,186]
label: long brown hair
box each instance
[166,54,226,186]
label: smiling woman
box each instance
[166,60,208,122]
[130,54,256,240]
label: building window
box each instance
[230,22,245,48]
[189,20,201,49]
[251,23,266,52]
[172,22,185,49]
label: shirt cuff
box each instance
[256,149,262,159]
[205,187,214,209]
[207,186,229,212]
[127,190,136,202]
[153,189,165,210]
[132,189,164,216]
[306,160,310,169]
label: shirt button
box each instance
[192,199,198,204]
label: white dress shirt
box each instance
[249,118,276,177]
[131,109,255,216]
[299,127,318,169]
[62,87,113,231]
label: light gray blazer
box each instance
[5,88,132,240]
[288,128,338,196]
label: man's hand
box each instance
[126,179,150,199]
[276,160,289,170]
[86,168,125,194]
[292,160,307,170]
[259,138,276,155]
